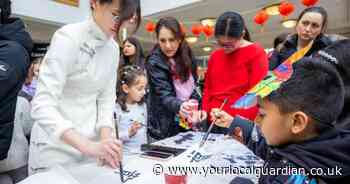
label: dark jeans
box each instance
[0,165,28,184]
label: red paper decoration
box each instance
[202,25,214,42]
[254,10,269,25]
[191,24,203,36]
[279,1,295,18]
[145,21,156,33]
[202,25,214,37]
[301,0,319,7]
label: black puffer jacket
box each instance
[0,18,33,160]
[337,103,350,130]
[269,34,334,70]
[146,47,200,140]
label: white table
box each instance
[19,132,263,184]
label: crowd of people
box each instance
[0,0,350,183]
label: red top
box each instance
[202,43,268,121]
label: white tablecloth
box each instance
[19,132,263,184]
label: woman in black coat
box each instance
[146,17,204,140]
[269,6,334,70]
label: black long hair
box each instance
[152,17,194,82]
[120,37,145,69]
[116,65,146,112]
[215,11,251,41]
[273,32,290,49]
[0,0,11,24]
[91,0,141,34]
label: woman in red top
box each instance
[202,11,268,131]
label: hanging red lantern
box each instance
[301,0,319,7]
[254,10,269,25]
[191,24,203,37]
[202,25,214,42]
[279,1,295,19]
[145,21,156,33]
[254,10,269,32]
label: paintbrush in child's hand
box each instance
[199,98,228,148]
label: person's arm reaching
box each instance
[211,109,269,160]
[31,30,121,168]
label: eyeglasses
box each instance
[111,12,138,24]
[107,8,120,23]
[112,15,120,23]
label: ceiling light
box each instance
[263,3,281,16]
[185,36,198,43]
[200,17,216,27]
[281,19,297,28]
[202,46,212,52]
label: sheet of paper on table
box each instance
[165,137,264,183]
[66,138,263,184]
[152,131,225,150]
[68,155,166,184]
[19,132,263,184]
[18,165,81,184]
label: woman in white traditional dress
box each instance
[28,0,141,174]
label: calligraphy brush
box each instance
[114,113,124,183]
[195,105,207,132]
[199,98,228,148]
